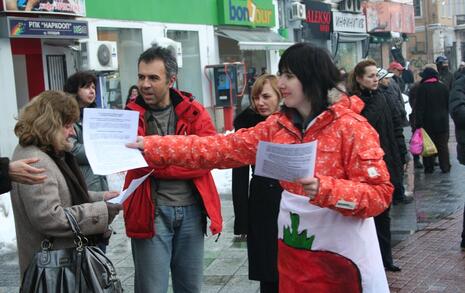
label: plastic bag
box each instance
[421,129,438,157]
[409,128,423,155]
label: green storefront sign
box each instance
[218,0,275,27]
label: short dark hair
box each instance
[63,71,96,94]
[278,43,342,116]
[138,45,178,80]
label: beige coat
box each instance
[11,145,109,278]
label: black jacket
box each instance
[449,73,465,164]
[439,69,454,90]
[380,80,409,127]
[392,75,405,93]
[408,82,420,127]
[231,107,282,281]
[0,157,11,194]
[359,89,406,184]
[231,107,280,234]
[415,78,450,133]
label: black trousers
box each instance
[462,204,465,246]
[260,281,278,293]
[423,131,451,172]
[374,207,393,267]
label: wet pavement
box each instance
[1,128,465,292]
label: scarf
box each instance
[46,151,109,244]
[46,151,91,205]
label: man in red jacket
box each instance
[123,46,222,293]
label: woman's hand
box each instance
[103,191,120,201]
[126,136,145,151]
[295,176,320,199]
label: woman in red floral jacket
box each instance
[129,43,393,293]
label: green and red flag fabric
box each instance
[277,191,389,293]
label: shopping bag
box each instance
[421,129,438,157]
[409,128,423,155]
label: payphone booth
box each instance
[206,63,246,131]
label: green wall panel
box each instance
[86,0,219,25]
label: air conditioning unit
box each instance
[339,0,361,13]
[290,2,306,21]
[151,37,183,68]
[79,41,118,71]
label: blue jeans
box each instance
[131,204,205,293]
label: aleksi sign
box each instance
[332,11,366,33]
[304,0,331,39]
[218,0,275,27]
[6,17,88,38]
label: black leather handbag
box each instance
[21,209,123,293]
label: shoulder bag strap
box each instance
[64,208,82,236]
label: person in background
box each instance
[378,68,409,127]
[408,63,438,169]
[125,85,140,106]
[128,43,393,293]
[232,74,283,293]
[64,72,113,252]
[64,71,109,192]
[124,46,222,293]
[0,157,46,194]
[348,59,406,272]
[10,90,121,280]
[388,61,405,93]
[415,67,451,173]
[435,56,453,90]
[448,67,465,250]
[339,67,348,83]
[453,61,465,81]
[376,68,412,205]
[402,62,415,93]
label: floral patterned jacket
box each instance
[144,93,393,218]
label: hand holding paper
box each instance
[107,171,153,205]
[254,141,318,182]
[83,108,148,175]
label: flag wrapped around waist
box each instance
[277,191,389,293]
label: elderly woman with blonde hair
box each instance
[10,90,122,280]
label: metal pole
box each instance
[425,0,430,62]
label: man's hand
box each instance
[103,191,120,201]
[9,158,47,185]
[126,136,145,151]
[295,176,320,199]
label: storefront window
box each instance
[217,36,267,112]
[166,30,203,104]
[335,42,358,72]
[367,43,383,67]
[97,27,143,109]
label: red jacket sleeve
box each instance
[143,117,277,170]
[151,105,217,180]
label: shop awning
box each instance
[337,32,370,42]
[216,28,294,51]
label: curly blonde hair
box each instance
[15,91,79,153]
